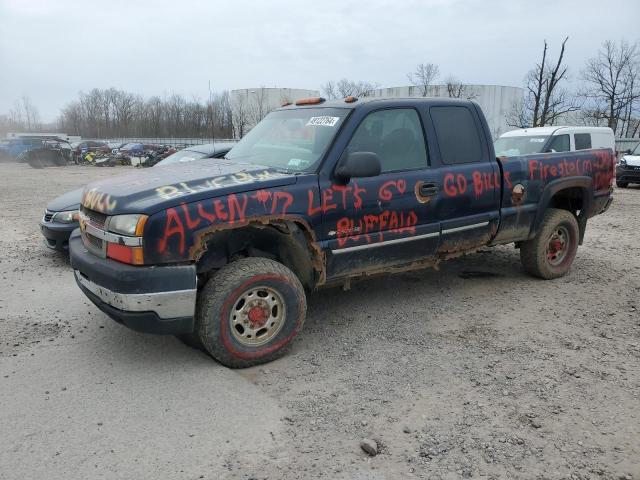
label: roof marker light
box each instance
[295,97,325,106]
[344,96,358,103]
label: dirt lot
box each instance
[0,161,638,480]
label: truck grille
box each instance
[80,207,108,258]
[81,207,107,229]
[83,231,104,250]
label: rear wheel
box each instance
[520,208,579,279]
[616,179,628,188]
[196,257,307,368]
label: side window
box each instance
[346,108,427,172]
[547,134,570,152]
[430,106,483,164]
[574,133,592,150]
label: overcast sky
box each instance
[1,0,638,121]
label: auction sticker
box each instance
[306,116,340,127]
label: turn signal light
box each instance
[107,243,144,265]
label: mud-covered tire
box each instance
[520,208,579,280]
[175,333,205,352]
[196,257,307,368]
[616,179,628,188]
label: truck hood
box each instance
[81,158,297,215]
[623,154,640,167]
[47,188,83,212]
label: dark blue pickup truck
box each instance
[70,97,615,367]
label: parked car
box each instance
[107,142,127,153]
[40,143,235,250]
[68,97,615,368]
[72,140,110,155]
[494,126,615,157]
[118,142,160,156]
[40,188,84,249]
[615,141,640,188]
[18,138,73,168]
[0,137,64,159]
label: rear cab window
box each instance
[429,106,484,164]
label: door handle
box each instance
[419,182,439,196]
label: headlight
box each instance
[53,210,79,223]
[108,214,148,236]
[618,157,627,166]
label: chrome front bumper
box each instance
[74,270,196,319]
[69,230,198,334]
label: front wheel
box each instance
[520,208,579,279]
[196,257,307,368]
[616,179,629,188]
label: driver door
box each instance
[322,107,441,279]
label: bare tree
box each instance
[215,91,233,137]
[19,96,41,131]
[113,91,140,136]
[9,100,24,128]
[232,93,249,139]
[58,102,83,134]
[321,81,338,99]
[145,96,164,137]
[321,79,378,99]
[445,76,477,99]
[249,88,270,125]
[581,39,640,135]
[508,38,579,128]
[407,63,440,96]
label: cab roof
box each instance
[277,96,476,111]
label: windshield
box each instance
[494,135,549,157]
[225,107,349,172]
[156,149,210,166]
[631,143,640,155]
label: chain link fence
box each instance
[98,137,237,147]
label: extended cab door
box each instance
[321,107,441,279]
[425,104,501,253]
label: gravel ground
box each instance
[0,162,638,480]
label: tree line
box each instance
[1,38,638,139]
[57,88,236,139]
[0,89,236,140]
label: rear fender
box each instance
[530,176,593,244]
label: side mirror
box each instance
[625,149,632,155]
[335,151,381,180]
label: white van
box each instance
[494,126,615,157]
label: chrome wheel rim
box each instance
[546,226,569,266]
[229,285,286,347]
